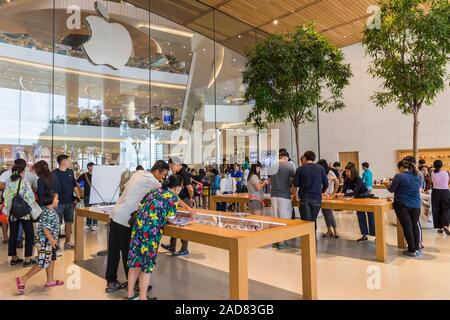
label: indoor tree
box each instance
[363,0,450,160]
[242,25,352,165]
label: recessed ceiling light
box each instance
[238,35,242,38]
[273,19,279,25]
[233,58,236,62]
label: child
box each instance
[15,192,64,294]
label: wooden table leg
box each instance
[300,227,317,300]
[74,213,85,261]
[229,239,248,300]
[374,207,386,262]
[396,217,407,249]
[210,197,217,211]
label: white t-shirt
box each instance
[0,168,38,190]
[220,175,236,193]
[110,170,161,227]
[325,171,337,195]
[242,169,250,186]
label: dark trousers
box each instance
[84,198,97,226]
[394,202,421,252]
[357,211,375,236]
[105,220,131,283]
[299,198,322,229]
[431,189,450,229]
[8,218,34,257]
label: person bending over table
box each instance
[126,175,185,300]
[342,163,375,242]
[105,161,169,294]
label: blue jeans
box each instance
[299,198,322,229]
[357,211,375,236]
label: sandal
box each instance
[10,258,24,266]
[15,277,25,295]
[45,280,65,288]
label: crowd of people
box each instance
[1,149,449,298]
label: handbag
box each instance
[10,179,32,219]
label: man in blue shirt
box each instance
[361,162,373,192]
[231,163,243,193]
[294,151,328,229]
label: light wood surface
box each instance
[211,193,405,262]
[128,0,377,54]
[75,206,317,300]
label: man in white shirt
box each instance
[0,158,38,190]
[105,160,169,293]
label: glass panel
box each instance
[53,1,151,172]
[0,0,54,173]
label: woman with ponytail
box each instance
[3,165,37,266]
[430,160,450,235]
[388,159,422,257]
[126,175,184,300]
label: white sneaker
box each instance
[90,225,97,231]
[56,250,63,257]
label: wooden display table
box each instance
[210,194,405,262]
[75,206,317,300]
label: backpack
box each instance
[10,179,31,219]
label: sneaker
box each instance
[172,249,189,257]
[123,293,140,300]
[402,250,417,257]
[56,249,63,257]
[272,243,278,248]
[160,243,175,253]
[356,236,368,242]
[23,259,37,267]
[90,225,97,231]
[105,281,127,294]
[10,258,24,266]
[64,242,75,250]
[415,250,423,257]
[123,293,156,300]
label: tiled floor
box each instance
[1,209,450,300]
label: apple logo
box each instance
[83,1,132,70]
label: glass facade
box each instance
[0,0,317,174]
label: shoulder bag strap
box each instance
[16,179,22,197]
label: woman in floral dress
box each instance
[126,174,184,300]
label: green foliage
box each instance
[363,0,450,114]
[243,25,352,130]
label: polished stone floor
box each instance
[1,209,450,300]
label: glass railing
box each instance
[0,32,190,74]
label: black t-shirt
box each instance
[177,169,192,201]
[77,172,92,199]
[52,169,77,204]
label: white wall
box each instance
[279,43,450,179]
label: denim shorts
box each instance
[57,203,75,223]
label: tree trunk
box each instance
[412,110,419,162]
[293,124,301,166]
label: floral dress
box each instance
[128,188,179,273]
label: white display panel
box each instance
[89,165,123,205]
